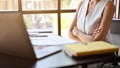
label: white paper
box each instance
[30,34,78,46]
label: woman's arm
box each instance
[68,1,83,42]
[73,1,115,43]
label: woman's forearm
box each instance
[72,27,94,43]
[68,31,82,42]
[76,31,94,43]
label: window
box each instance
[0,0,82,37]
[0,0,18,11]
[23,14,58,34]
[61,13,75,38]
[22,0,57,10]
[61,0,81,9]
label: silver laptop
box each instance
[0,12,62,59]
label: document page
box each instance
[30,34,78,46]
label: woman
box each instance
[68,0,115,43]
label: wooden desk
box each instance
[0,50,119,68]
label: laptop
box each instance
[0,12,62,60]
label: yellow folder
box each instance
[64,41,119,57]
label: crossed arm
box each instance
[68,1,115,43]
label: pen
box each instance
[38,35,48,37]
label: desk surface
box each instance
[0,50,119,68]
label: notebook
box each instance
[0,12,62,59]
[64,41,119,57]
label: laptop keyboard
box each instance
[34,46,62,59]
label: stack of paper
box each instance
[64,41,119,57]
[30,34,78,46]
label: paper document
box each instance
[30,34,78,46]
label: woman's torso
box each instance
[77,0,109,35]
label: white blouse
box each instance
[77,0,109,35]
